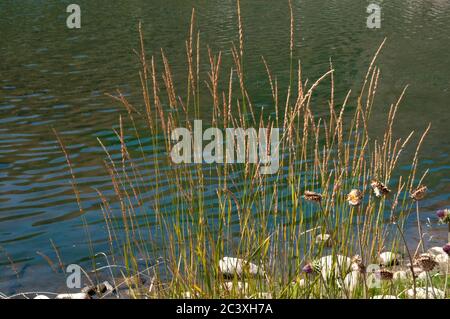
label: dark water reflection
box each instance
[0,0,449,293]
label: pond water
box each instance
[0,0,449,293]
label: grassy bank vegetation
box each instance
[38,1,450,299]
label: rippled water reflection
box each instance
[0,0,449,292]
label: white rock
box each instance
[371,295,398,299]
[253,292,272,299]
[340,271,361,295]
[378,252,399,266]
[393,270,409,282]
[435,253,449,274]
[406,287,445,299]
[102,281,115,294]
[297,278,306,288]
[222,281,248,292]
[219,257,264,277]
[417,271,428,282]
[291,278,306,288]
[33,295,50,299]
[55,292,90,299]
[316,255,352,280]
[427,246,449,274]
[428,246,446,256]
[181,292,192,299]
[315,234,332,246]
[181,291,199,299]
[405,265,423,277]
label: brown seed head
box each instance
[303,191,322,203]
[377,268,394,281]
[415,253,438,272]
[371,180,391,197]
[410,185,427,201]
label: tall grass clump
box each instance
[62,3,448,299]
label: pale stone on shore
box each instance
[81,281,115,296]
[428,246,449,274]
[222,281,248,292]
[315,234,332,246]
[340,270,361,295]
[181,291,197,299]
[291,278,306,288]
[435,253,449,274]
[181,291,192,299]
[406,287,445,299]
[371,295,398,299]
[314,255,352,280]
[297,278,306,288]
[55,292,90,299]
[253,292,272,299]
[405,265,424,276]
[378,252,399,266]
[428,246,446,256]
[417,271,428,282]
[219,257,264,277]
[393,270,409,282]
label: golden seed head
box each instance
[371,180,391,197]
[347,189,362,206]
[303,191,322,203]
[410,185,427,201]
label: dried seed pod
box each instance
[371,180,391,197]
[415,253,438,272]
[410,185,427,201]
[303,191,322,203]
[347,189,362,206]
[376,268,394,281]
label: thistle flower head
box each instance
[437,209,446,219]
[436,209,450,224]
[410,185,427,201]
[303,191,322,203]
[302,263,314,274]
[443,243,450,256]
[370,180,391,197]
[347,189,362,206]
